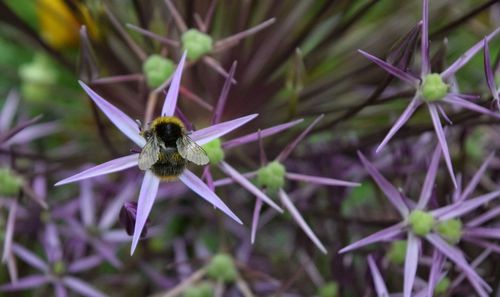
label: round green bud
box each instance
[256,161,286,193]
[408,210,435,237]
[18,54,57,102]
[318,281,339,297]
[421,73,448,102]
[143,55,175,88]
[181,29,213,61]
[202,138,224,165]
[387,240,407,265]
[436,219,462,245]
[0,168,23,197]
[434,277,450,296]
[183,282,213,297]
[206,253,237,283]
[52,260,66,276]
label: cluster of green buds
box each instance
[421,73,449,102]
[0,167,23,196]
[181,29,214,61]
[408,210,462,244]
[202,138,225,166]
[206,253,238,283]
[142,54,175,89]
[317,281,339,297]
[18,54,58,102]
[183,282,213,297]
[387,240,408,265]
[256,161,286,194]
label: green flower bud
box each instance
[183,282,213,297]
[206,253,237,283]
[143,55,175,88]
[53,260,66,275]
[202,138,224,165]
[256,161,286,193]
[18,54,57,102]
[408,210,435,236]
[434,277,450,296]
[387,240,407,265]
[318,281,339,297]
[436,219,462,245]
[421,73,448,102]
[181,29,213,61]
[0,168,23,196]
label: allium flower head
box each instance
[55,52,258,255]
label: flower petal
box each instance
[286,172,360,188]
[483,39,499,101]
[358,152,409,217]
[358,49,420,86]
[79,81,145,147]
[130,171,160,255]
[443,95,500,120]
[62,277,109,297]
[464,227,500,240]
[427,249,445,297]
[279,189,327,254]
[4,122,61,146]
[416,144,441,209]
[55,154,139,186]
[190,114,258,145]
[179,169,242,224]
[0,90,19,132]
[404,233,420,297]
[251,199,263,244]
[434,191,500,220]
[0,275,49,291]
[277,115,323,161]
[339,223,405,254]
[11,244,48,272]
[441,26,500,80]
[367,255,389,297]
[99,181,137,230]
[459,152,494,202]
[79,180,95,227]
[212,62,237,124]
[466,205,500,227]
[428,104,457,188]
[68,255,103,274]
[223,119,304,149]
[376,95,421,153]
[55,283,68,297]
[218,161,283,212]
[162,52,187,116]
[2,200,17,263]
[421,0,430,75]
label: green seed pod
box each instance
[0,168,23,197]
[206,253,237,283]
[408,210,435,236]
[183,282,213,297]
[421,73,448,102]
[318,281,339,297]
[142,55,175,88]
[202,138,224,165]
[434,277,450,296]
[181,29,213,61]
[387,240,408,265]
[256,161,286,193]
[436,219,462,245]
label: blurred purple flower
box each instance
[340,145,500,297]
[360,0,500,188]
[483,39,500,111]
[55,52,258,255]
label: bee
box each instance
[138,116,209,180]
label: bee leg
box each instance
[135,119,143,131]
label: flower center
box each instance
[142,55,175,88]
[0,168,23,196]
[206,253,237,283]
[256,161,286,193]
[421,73,448,102]
[181,29,213,61]
[408,210,435,236]
[52,260,66,276]
[436,218,462,244]
[202,138,224,165]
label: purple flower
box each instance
[359,0,500,188]
[55,52,258,255]
[483,39,500,111]
[340,145,500,297]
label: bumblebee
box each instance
[138,116,209,180]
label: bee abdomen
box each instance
[150,150,186,180]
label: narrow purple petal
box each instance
[131,171,160,255]
[464,227,500,239]
[79,81,145,147]
[339,223,405,254]
[251,199,263,244]
[277,115,323,162]
[466,206,500,227]
[0,90,19,132]
[101,230,132,242]
[162,52,187,117]
[0,275,49,291]
[416,144,441,209]
[90,240,122,268]
[55,283,68,297]
[218,161,283,212]
[483,39,499,101]
[462,236,500,253]
[404,233,420,297]
[460,152,494,202]
[179,169,242,224]
[358,152,409,217]
[426,233,490,296]
[99,182,136,230]
[435,191,500,220]
[62,277,109,297]
[427,249,445,297]
[279,189,327,254]
[190,114,258,145]
[43,223,62,263]
[212,61,237,124]
[443,95,500,119]
[451,249,492,290]
[367,255,389,297]
[11,244,48,272]
[428,104,457,188]
[2,200,17,263]
[213,171,258,187]
[441,27,500,80]
[55,154,139,186]
[286,172,360,188]
[4,122,61,146]
[223,118,304,149]
[79,180,95,227]
[376,96,421,153]
[421,0,430,75]
[358,50,420,86]
[68,255,103,273]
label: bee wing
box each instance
[138,135,160,170]
[176,135,209,166]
